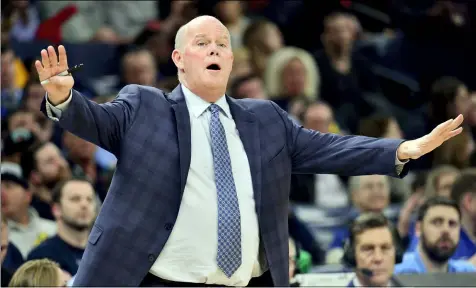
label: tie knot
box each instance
[209,104,220,115]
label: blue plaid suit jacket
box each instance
[41,84,408,287]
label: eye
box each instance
[219,43,227,48]
[197,42,206,46]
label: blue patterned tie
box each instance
[209,104,242,278]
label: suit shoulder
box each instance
[234,98,277,112]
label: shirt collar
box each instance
[181,84,231,119]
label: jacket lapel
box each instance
[168,85,191,195]
[227,96,262,217]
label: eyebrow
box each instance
[194,34,229,41]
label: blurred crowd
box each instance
[1,0,476,286]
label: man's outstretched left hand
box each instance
[397,114,464,161]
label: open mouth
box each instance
[206,64,221,71]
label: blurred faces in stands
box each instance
[243,19,283,77]
[230,74,266,100]
[53,178,96,232]
[214,1,243,25]
[7,110,50,142]
[1,165,31,223]
[304,102,334,133]
[282,58,306,98]
[451,171,476,235]
[1,47,15,89]
[122,49,157,87]
[358,115,404,139]
[62,132,96,164]
[172,16,233,101]
[350,175,390,213]
[1,219,8,264]
[23,142,71,191]
[353,217,396,286]
[425,165,460,199]
[416,198,461,265]
[21,81,45,117]
[430,77,470,123]
[322,13,359,58]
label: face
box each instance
[282,58,306,97]
[35,143,71,188]
[123,51,157,86]
[453,85,470,117]
[8,111,41,134]
[1,180,30,219]
[324,16,354,51]
[1,222,8,264]
[352,175,390,213]
[63,132,96,160]
[436,172,459,198]
[214,1,242,24]
[383,118,403,139]
[1,50,15,87]
[173,17,233,98]
[355,227,395,287]
[236,78,266,99]
[304,104,334,133]
[262,25,283,54]
[417,205,460,263]
[55,181,96,231]
[25,83,46,114]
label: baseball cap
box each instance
[1,162,29,189]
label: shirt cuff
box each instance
[45,90,73,122]
[395,151,409,175]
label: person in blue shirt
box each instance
[395,196,476,274]
[27,176,97,276]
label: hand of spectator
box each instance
[35,45,74,105]
[397,114,464,160]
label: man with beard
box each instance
[395,197,475,273]
[27,176,97,276]
[21,141,72,220]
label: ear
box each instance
[415,221,422,238]
[462,193,472,211]
[52,203,61,219]
[172,49,184,72]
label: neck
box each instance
[356,274,389,287]
[461,213,476,243]
[57,222,89,249]
[417,245,448,273]
[10,210,30,226]
[180,80,225,103]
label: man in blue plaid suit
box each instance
[37,16,464,287]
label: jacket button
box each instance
[148,254,155,262]
[164,223,173,231]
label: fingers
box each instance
[446,114,464,132]
[58,45,68,71]
[444,127,463,141]
[35,60,44,74]
[47,46,58,69]
[41,49,49,70]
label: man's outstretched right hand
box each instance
[35,45,74,105]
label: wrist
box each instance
[397,141,411,161]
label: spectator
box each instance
[27,177,97,276]
[1,128,38,165]
[326,175,391,263]
[1,46,24,119]
[8,259,71,287]
[229,73,267,100]
[395,197,475,273]
[213,0,251,50]
[290,102,348,209]
[358,114,411,203]
[2,0,40,42]
[1,218,13,287]
[450,170,476,265]
[1,162,56,258]
[21,142,72,221]
[230,47,252,80]
[20,80,46,119]
[344,213,401,287]
[1,217,24,282]
[120,48,158,88]
[315,12,380,133]
[243,19,283,77]
[265,47,320,120]
[5,109,51,143]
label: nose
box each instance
[209,45,220,57]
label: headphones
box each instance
[342,213,404,268]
